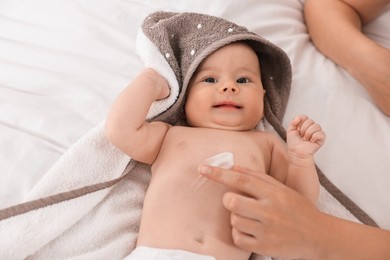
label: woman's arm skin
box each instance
[304,0,390,116]
[198,165,390,259]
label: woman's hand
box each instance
[199,164,390,259]
[198,165,323,259]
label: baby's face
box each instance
[185,42,265,131]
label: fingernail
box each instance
[198,165,212,174]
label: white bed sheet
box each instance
[1,0,389,229]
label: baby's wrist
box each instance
[288,150,314,168]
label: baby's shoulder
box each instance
[167,125,190,133]
[251,131,285,146]
[165,125,198,138]
[250,130,277,140]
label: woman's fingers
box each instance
[198,164,281,199]
[223,192,262,220]
[230,212,261,234]
[231,226,262,252]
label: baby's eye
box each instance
[203,77,217,83]
[237,77,250,84]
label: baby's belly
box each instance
[136,167,251,260]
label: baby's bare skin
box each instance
[106,43,324,259]
[136,126,287,260]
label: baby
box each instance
[105,39,325,259]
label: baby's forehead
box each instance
[207,41,258,57]
[194,42,261,73]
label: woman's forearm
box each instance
[304,0,390,115]
[304,0,364,69]
[311,212,390,259]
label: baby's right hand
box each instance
[141,68,170,100]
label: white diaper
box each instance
[125,246,216,260]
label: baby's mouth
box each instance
[213,101,242,109]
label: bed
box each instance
[1,0,389,258]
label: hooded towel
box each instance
[136,11,292,138]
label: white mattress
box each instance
[1,0,389,229]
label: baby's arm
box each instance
[285,115,326,204]
[105,68,171,164]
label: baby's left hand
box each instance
[287,115,325,157]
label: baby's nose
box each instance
[220,82,239,93]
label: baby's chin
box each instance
[187,122,256,132]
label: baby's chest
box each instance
[162,129,270,172]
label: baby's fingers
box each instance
[309,128,326,145]
[298,117,316,137]
[288,115,307,132]
[304,123,325,144]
